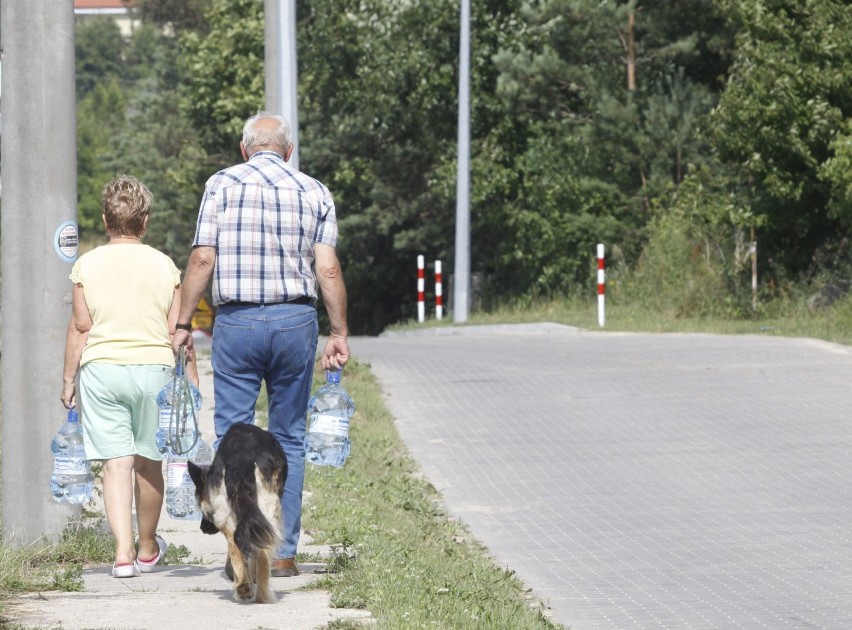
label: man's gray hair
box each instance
[242,112,291,151]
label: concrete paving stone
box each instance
[350,326,852,629]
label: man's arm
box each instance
[172,245,216,356]
[314,243,350,370]
[167,284,200,387]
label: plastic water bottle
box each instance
[305,369,355,467]
[50,409,94,504]
[166,437,214,520]
[156,362,202,455]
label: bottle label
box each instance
[160,408,196,449]
[167,461,191,487]
[159,408,173,428]
[53,456,88,475]
[310,414,350,437]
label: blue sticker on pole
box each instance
[54,221,79,262]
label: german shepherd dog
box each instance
[187,423,287,603]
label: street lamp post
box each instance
[1,0,80,545]
[454,0,471,323]
[264,0,299,169]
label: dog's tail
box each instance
[228,464,278,557]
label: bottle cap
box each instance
[67,408,80,423]
[326,369,342,384]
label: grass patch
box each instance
[0,520,113,601]
[0,516,190,624]
[0,519,191,593]
[392,291,852,347]
[303,359,561,629]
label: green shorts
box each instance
[79,363,173,461]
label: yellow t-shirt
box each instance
[70,244,181,366]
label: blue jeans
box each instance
[211,302,318,559]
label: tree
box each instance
[710,0,852,274]
[296,0,526,331]
[116,26,214,271]
[74,13,207,267]
[135,0,209,33]
[75,16,144,238]
[75,17,127,98]
[77,81,127,234]
[486,0,732,294]
[177,0,265,162]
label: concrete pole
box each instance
[264,0,300,170]
[453,0,471,323]
[1,0,80,545]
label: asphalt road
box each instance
[349,324,852,630]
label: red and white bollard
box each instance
[417,255,425,323]
[597,244,605,328]
[435,260,443,320]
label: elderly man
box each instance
[172,112,350,577]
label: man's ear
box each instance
[284,142,294,162]
[240,141,249,161]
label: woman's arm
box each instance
[61,283,93,408]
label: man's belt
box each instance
[223,296,313,306]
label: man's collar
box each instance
[249,150,284,162]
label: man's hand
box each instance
[172,328,195,360]
[320,334,350,371]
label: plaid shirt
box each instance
[193,151,338,306]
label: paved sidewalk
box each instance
[350,324,852,630]
[9,346,373,630]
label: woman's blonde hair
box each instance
[102,175,152,237]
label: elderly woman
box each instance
[61,175,195,577]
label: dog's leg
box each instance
[246,555,258,602]
[225,531,255,603]
[255,548,272,603]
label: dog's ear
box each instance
[187,460,206,488]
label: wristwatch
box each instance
[175,322,193,331]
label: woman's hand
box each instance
[61,381,77,409]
